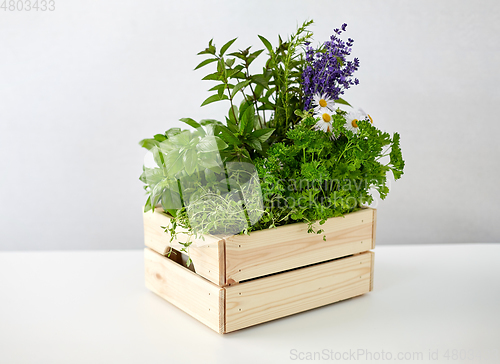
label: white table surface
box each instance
[1,244,499,364]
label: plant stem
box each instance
[244,59,264,126]
[224,81,238,125]
[337,140,354,163]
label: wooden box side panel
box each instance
[143,209,225,285]
[224,251,373,333]
[370,250,375,291]
[225,208,375,283]
[144,248,224,333]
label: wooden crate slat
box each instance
[370,250,375,291]
[143,209,225,285]
[224,208,375,283]
[371,208,377,249]
[224,251,373,333]
[144,248,224,333]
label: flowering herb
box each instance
[139,21,405,242]
[302,23,359,110]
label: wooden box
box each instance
[144,207,376,333]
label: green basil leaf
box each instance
[258,35,273,53]
[144,195,153,212]
[239,104,255,134]
[163,150,184,177]
[226,116,239,133]
[194,58,217,70]
[161,188,182,210]
[179,118,202,130]
[138,138,159,151]
[251,74,269,89]
[168,130,191,146]
[152,146,165,167]
[238,100,252,120]
[247,49,264,66]
[228,51,246,60]
[165,128,182,137]
[251,128,275,143]
[196,136,226,153]
[141,167,164,185]
[335,98,352,107]
[208,84,227,92]
[153,134,167,142]
[246,137,262,151]
[220,38,237,56]
[183,148,198,175]
[201,94,228,107]
[217,124,241,146]
[254,84,264,98]
[231,80,251,98]
[202,72,221,81]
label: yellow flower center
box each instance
[322,113,331,122]
[351,119,358,128]
[319,99,327,108]
[368,114,373,123]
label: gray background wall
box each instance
[1,0,499,250]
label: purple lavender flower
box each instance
[302,24,360,111]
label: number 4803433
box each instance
[1,0,56,11]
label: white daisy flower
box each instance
[344,108,373,134]
[314,110,334,135]
[312,93,336,113]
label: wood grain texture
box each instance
[369,251,375,291]
[224,208,375,283]
[144,248,224,333]
[224,252,373,333]
[143,209,225,285]
[371,209,377,249]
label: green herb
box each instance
[138,21,405,248]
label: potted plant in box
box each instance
[140,21,405,333]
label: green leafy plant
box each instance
[139,20,405,247]
[251,111,404,235]
[258,20,314,142]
